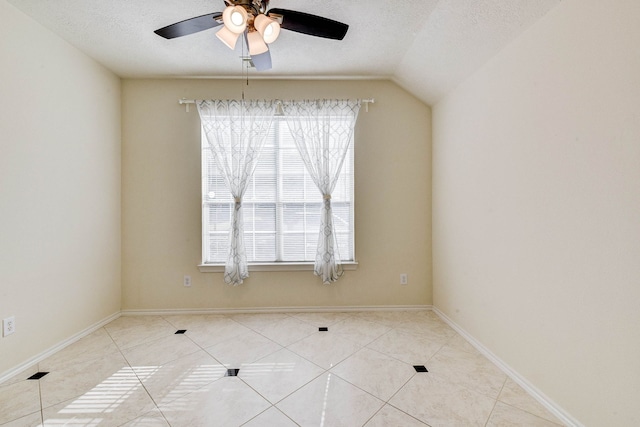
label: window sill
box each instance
[198,262,358,273]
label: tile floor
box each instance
[0,310,565,426]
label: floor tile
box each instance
[242,407,298,427]
[352,311,418,328]
[3,310,564,427]
[389,373,496,426]
[287,331,362,369]
[205,329,282,368]
[331,347,415,401]
[290,311,352,326]
[487,401,563,426]
[41,380,156,426]
[122,334,201,367]
[0,367,41,388]
[39,350,132,409]
[277,372,384,427]
[366,328,443,365]
[104,316,177,350]
[415,310,443,321]
[427,345,507,398]
[364,404,428,426]
[445,332,481,355]
[162,314,230,329]
[133,350,226,406]
[239,348,324,404]
[176,317,252,349]
[38,328,119,372]
[0,381,41,425]
[498,378,563,424]
[158,377,270,427]
[257,316,317,346]
[120,408,171,426]
[0,411,42,427]
[331,318,392,347]
[228,313,290,331]
[395,316,457,344]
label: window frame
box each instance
[198,116,358,273]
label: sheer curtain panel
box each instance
[197,100,278,285]
[281,99,361,284]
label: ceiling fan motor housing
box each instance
[225,0,269,16]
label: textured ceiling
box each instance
[6,0,561,105]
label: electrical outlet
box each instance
[400,274,408,285]
[183,275,192,287]
[3,316,16,337]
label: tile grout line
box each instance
[240,362,327,407]
[495,400,566,426]
[124,351,171,426]
[6,309,558,426]
[37,371,45,427]
[483,376,507,427]
[119,323,231,426]
[367,369,429,426]
[426,342,509,402]
[160,314,260,360]
[187,311,430,425]
[324,319,488,425]
[151,315,315,423]
[103,325,174,427]
[259,317,436,420]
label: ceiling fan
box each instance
[154,0,349,71]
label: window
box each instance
[201,117,355,266]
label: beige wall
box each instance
[122,79,431,310]
[0,1,122,375]
[432,0,640,425]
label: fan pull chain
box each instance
[241,33,246,101]
[244,43,249,99]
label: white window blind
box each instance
[202,117,355,264]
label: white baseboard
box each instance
[1,305,428,384]
[121,304,432,316]
[432,307,583,427]
[0,312,121,385]
[1,303,581,427]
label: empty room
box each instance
[1,0,638,425]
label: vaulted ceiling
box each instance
[6,0,561,105]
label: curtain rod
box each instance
[178,98,375,113]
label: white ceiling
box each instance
[6,0,562,105]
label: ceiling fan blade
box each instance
[267,8,348,40]
[154,13,223,39]
[251,49,272,71]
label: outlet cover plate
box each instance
[3,316,16,336]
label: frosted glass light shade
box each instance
[254,14,281,44]
[216,26,240,49]
[247,31,268,55]
[222,5,248,34]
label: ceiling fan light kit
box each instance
[246,31,269,55]
[254,14,280,44]
[221,5,248,33]
[215,25,241,50]
[154,0,349,71]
